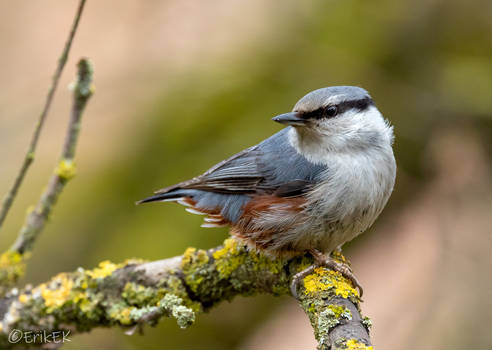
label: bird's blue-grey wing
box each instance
[138,128,326,224]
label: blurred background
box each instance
[1,0,491,349]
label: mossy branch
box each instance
[0,238,371,349]
[0,59,94,294]
[0,0,87,231]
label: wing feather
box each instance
[154,128,327,197]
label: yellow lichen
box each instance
[109,306,134,325]
[0,250,26,291]
[121,258,147,266]
[72,291,86,303]
[119,307,133,325]
[308,302,316,313]
[330,249,348,264]
[55,159,76,181]
[303,267,358,299]
[0,250,23,268]
[327,304,352,320]
[212,238,239,260]
[248,249,283,274]
[345,338,373,350]
[86,260,119,279]
[182,247,196,264]
[298,255,315,272]
[72,291,92,312]
[79,298,93,313]
[182,247,209,268]
[39,274,74,311]
[194,249,209,265]
[18,294,29,304]
[181,247,211,292]
[212,238,246,278]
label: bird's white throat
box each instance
[288,106,394,165]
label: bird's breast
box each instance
[303,148,396,251]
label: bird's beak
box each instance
[272,112,306,126]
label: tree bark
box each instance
[0,238,372,349]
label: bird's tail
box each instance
[136,189,186,205]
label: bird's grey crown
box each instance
[293,86,373,114]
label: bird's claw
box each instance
[290,265,315,299]
[290,250,364,299]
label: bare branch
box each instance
[0,239,371,349]
[0,0,87,230]
[0,59,93,295]
[11,59,93,255]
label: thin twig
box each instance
[0,0,87,230]
[11,59,94,254]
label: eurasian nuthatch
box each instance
[139,86,396,297]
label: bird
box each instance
[138,86,396,297]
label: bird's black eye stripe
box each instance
[300,105,338,120]
[300,108,323,120]
[338,97,374,114]
[300,97,374,120]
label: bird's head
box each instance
[272,86,393,155]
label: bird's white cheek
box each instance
[288,128,333,164]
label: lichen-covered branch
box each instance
[0,59,94,294]
[0,0,87,230]
[0,238,372,349]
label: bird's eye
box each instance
[325,106,338,118]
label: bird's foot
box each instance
[290,249,363,299]
[290,265,316,298]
